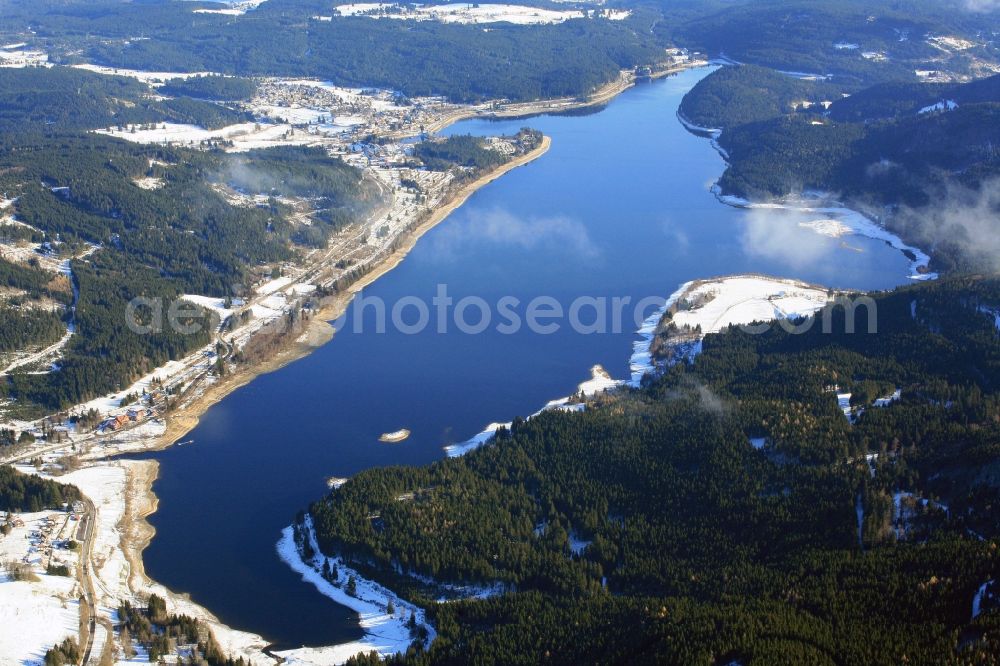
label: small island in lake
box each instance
[379,429,411,443]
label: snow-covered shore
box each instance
[275,515,434,665]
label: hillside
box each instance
[308,276,1000,664]
[678,64,845,131]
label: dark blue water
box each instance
[139,67,913,650]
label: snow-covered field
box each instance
[330,3,627,24]
[0,510,81,665]
[0,46,49,68]
[187,0,270,15]
[71,64,219,87]
[669,276,832,338]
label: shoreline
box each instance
[6,63,690,665]
[112,135,553,662]
[421,60,706,135]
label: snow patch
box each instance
[918,99,959,114]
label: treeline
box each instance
[308,275,1000,664]
[118,594,249,665]
[688,68,1000,272]
[829,72,1000,122]
[0,465,80,512]
[413,135,507,172]
[159,75,259,102]
[716,102,1000,205]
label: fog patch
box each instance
[896,178,1000,270]
[740,207,835,269]
[428,207,601,261]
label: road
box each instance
[76,495,100,665]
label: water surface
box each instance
[141,67,914,649]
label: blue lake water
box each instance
[139,66,915,650]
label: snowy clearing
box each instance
[71,64,220,87]
[670,276,832,337]
[332,3,628,24]
[918,99,959,114]
[187,0,270,15]
[0,46,50,68]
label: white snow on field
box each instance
[255,275,294,296]
[97,121,255,144]
[0,573,79,665]
[0,46,49,68]
[0,508,81,665]
[96,119,349,151]
[834,42,860,50]
[669,276,831,338]
[188,0,270,15]
[918,99,959,114]
[132,176,165,190]
[576,364,618,395]
[71,64,220,87]
[333,2,607,24]
[76,359,189,417]
[276,515,434,665]
[181,294,238,325]
[61,466,129,606]
[252,103,367,130]
[928,35,976,52]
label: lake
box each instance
[139,66,914,650]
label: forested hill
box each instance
[0,65,382,414]
[308,275,1000,665]
[828,72,1000,122]
[668,0,1000,85]
[0,67,251,131]
[676,63,1000,273]
[678,64,846,131]
[0,0,665,104]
